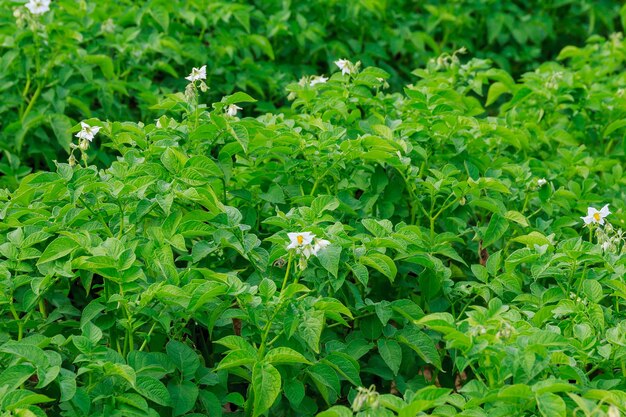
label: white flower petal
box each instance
[600,204,611,217]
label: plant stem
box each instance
[259,253,293,358]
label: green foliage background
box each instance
[2,1,626,416]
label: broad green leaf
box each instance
[252,361,281,417]
[37,236,80,264]
[135,376,171,406]
[483,214,509,248]
[168,381,198,416]
[298,310,324,353]
[536,392,566,417]
[265,347,311,365]
[317,245,341,278]
[166,341,200,380]
[284,379,305,407]
[397,326,442,370]
[378,339,402,376]
[360,252,397,283]
[84,54,115,79]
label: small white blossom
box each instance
[537,178,547,187]
[185,65,207,82]
[312,238,330,256]
[226,104,242,117]
[287,232,315,250]
[25,0,50,15]
[309,75,328,87]
[335,59,351,75]
[75,122,101,142]
[286,232,330,260]
[581,204,611,226]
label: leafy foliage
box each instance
[2,2,626,417]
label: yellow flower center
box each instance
[297,235,304,245]
[593,212,601,221]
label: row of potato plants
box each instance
[1,32,626,417]
[1,0,624,172]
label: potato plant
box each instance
[2,2,626,417]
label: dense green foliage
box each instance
[1,0,624,173]
[3,1,626,417]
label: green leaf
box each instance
[378,339,402,376]
[298,310,324,353]
[512,231,550,247]
[284,379,305,407]
[317,245,341,278]
[316,406,353,417]
[161,147,188,174]
[583,280,603,303]
[536,392,565,417]
[229,124,249,153]
[84,54,115,79]
[166,341,199,380]
[168,381,198,416]
[324,352,362,386]
[504,210,529,227]
[216,349,256,370]
[486,81,511,106]
[397,326,442,370]
[135,375,171,407]
[360,252,397,283]
[0,364,36,392]
[2,391,54,411]
[265,347,311,365]
[604,119,626,137]
[37,236,80,264]
[222,92,257,105]
[252,361,281,417]
[483,214,509,248]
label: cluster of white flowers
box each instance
[184,65,209,100]
[25,0,50,15]
[596,222,625,254]
[75,122,100,143]
[185,65,206,82]
[351,385,380,413]
[286,232,330,259]
[580,204,626,254]
[68,121,101,166]
[309,75,328,86]
[335,59,354,75]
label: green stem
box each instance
[259,253,293,358]
[139,322,158,352]
[39,298,47,319]
[78,196,114,238]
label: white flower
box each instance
[335,59,351,75]
[537,178,547,187]
[287,232,315,251]
[25,0,50,15]
[75,122,101,142]
[185,65,206,82]
[312,238,330,256]
[581,204,611,226]
[226,104,242,117]
[309,75,328,87]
